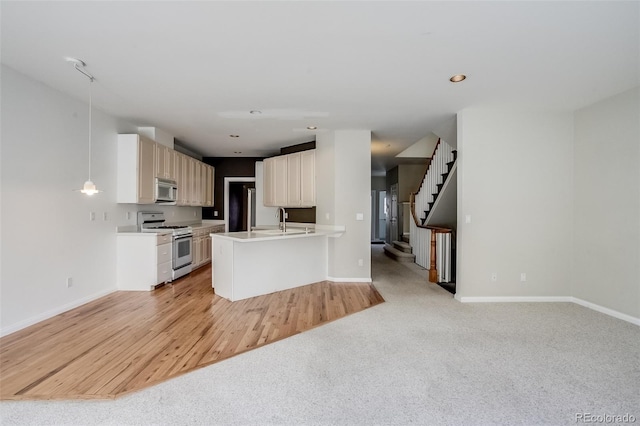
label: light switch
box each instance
[465,215,471,224]
[356,213,364,221]
[214,211,219,217]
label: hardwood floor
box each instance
[0,266,383,400]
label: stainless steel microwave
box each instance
[155,178,177,204]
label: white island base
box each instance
[212,231,329,301]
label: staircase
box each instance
[383,240,416,263]
[413,143,457,226]
[408,138,457,282]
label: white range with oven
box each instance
[138,212,193,280]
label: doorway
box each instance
[370,190,387,243]
[387,184,398,243]
[224,177,256,232]
[228,182,255,232]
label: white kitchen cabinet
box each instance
[273,155,288,206]
[117,134,156,204]
[261,154,288,208]
[191,224,222,270]
[176,152,190,206]
[204,165,215,207]
[155,143,176,180]
[118,134,212,206]
[193,160,202,206]
[300,149,316,206]
[287,152,302,206]
[263,150,315,208]
[263,157,276,207]
[117,233,172,291]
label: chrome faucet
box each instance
[278,207,286,232]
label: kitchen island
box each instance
[211,226,343,301]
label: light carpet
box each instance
[1,245,638,425]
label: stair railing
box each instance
[409,139,456,281]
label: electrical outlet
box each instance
[193,211,197,217]
[103,212,108,221]
[465,215,471,224]
[491,272,498,282]
[127,211,133,220]
[214,211,219,217]
[89,212,96,221]
[358,259,364,267]
[66,277,73,288]
[285,213,289,219]
[520,273,527,282]
[325,213,330,220]
[356,213,364,221]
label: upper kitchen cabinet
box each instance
[300,149,316,206]
[287,152,302,206]
[263,156,276,206]
[204,164,214,207]
[263,154,289,207]
[263,149,315,208]
[155,143,176,181]
[175,151,189,206]
[117,134,156,204]
[118,134,213,206]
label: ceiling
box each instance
[2,1,638,175]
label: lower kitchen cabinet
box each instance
[191,224,225,270]
[117,233,173,291]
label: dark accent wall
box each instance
[202,157,263,220]
[284,207,316,224]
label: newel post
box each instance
[429,230,438,282]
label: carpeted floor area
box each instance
[1,245,638,425]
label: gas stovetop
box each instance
[138,212,193,236]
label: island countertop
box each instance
[210,225,344,242]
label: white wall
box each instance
[573,87,640,318]
[0,66,200,335]
[456,109,574,298]
[316,130,372,281]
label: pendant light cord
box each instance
[88,78,93,181]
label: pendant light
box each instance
[68,57,101,195]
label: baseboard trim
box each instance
[570,297,640,326]
[456,296,572,303]
[0,288,117,337]
[455,295,639,326]
[327,276,373,283]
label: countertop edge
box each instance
[210,229,340,242]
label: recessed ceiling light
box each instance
[230,134,240,138]
[249,110,262,115]
[306,126,318,130]
[449,74,466,83]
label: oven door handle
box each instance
[173,234,193,241]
